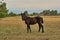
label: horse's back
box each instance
[35,16,43,23]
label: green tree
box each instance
[50,10,58,15]
[40,10,59,16]
[0,2,8,18]
[32,12,38,15]
[40,10,50,16]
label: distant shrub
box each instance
[0,12,6,18]
[8,12,17,16]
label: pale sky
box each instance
[0,0,60,13]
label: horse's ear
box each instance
[23,13,26,15]
[21,13,22,15]
[21,13,23,15]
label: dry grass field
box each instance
[0,16,60,40]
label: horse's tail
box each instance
[41,17,43,23]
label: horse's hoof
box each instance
[27,31,29,33]
[38,31,40,32]
[42,31,44,33]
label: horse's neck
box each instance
[24,16,31,20]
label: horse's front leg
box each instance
[27,25,31,33]
[27,25,29,33]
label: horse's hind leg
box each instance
[40,24,44,33]
[38,23,44,33]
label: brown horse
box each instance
[21,13,44,33]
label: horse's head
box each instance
[21,13,27,21]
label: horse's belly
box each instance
[29,20,37,25]
[30,23,36,25]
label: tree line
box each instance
[0,2,60,18]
